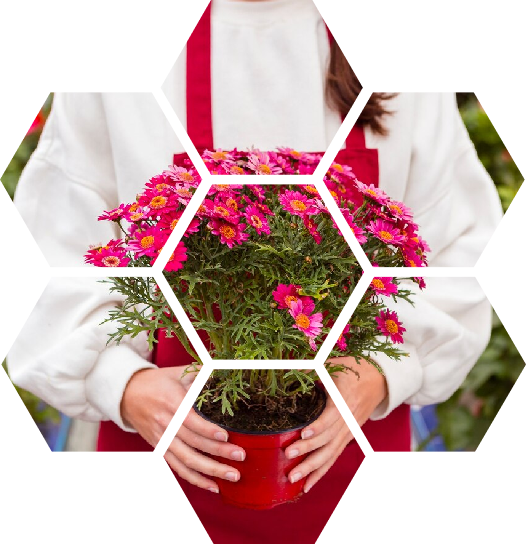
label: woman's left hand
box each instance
[284,357,387,493]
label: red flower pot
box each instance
[196,388,326,510]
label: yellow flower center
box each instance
[140,236,155,249]
[332,163,343,172]
[130,213,144,222]
[129,203,139,213]
[215,184,229,191]
[102,256,120,267]
[304,185,318,195]
[390,204,402,214]
[230,166,244,175]
[290,150,302,158]
[177,188,192,198]
[366,189,377,197]
[330,190,338,197]
[170,219,179,230]
[385,319,398,334]
[150,196,167,209]
[226,198,238,211]
[372,279,385,290]
[198,204,207,214]
[180,172,194,182]
[258,164,272,175]
[211,151,228,161]
[285,295,298,307]
[156,183,168,192]
[251,215,263,228]
[291,200,307,212]
[295,314,311,329]
[379,230,393,241]
[215,206,230,217]
[219,225,236,239]
[408,260,416,267]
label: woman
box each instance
[9,0,502,542]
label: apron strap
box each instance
[185,2,365,151]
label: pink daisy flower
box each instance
[302,216,322,244]
[127,226,166,258]
[276,147,306,161]
[247,152,282,175]
[355,181,390,205]
[84,240,130,268]
[289,300,323,339]
[279,190,318,217]
[272,284,315,312]
[367,219,405,246]
[245,205,271,235]
[387,200,413,221]
[209,219,249,248]
[376,309,406,344]
[203,149,236,163]
[370,277,398,297]
[336,324,351,350]
[98,204,129,222]
[156,241,188,272]
[249,185,266,202]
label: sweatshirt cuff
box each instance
[85,343,156,432]
[369,342,422,420]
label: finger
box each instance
[177,425,246,462]
[169,437,241,482]
[285,419,342,459]
[165,450,219,493]
[303,449,344,494]
[299,399,341,441]
[183,408,230,442]
[288,432,348,484]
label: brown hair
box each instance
[326,41,395,136]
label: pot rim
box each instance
[193,383,327,436]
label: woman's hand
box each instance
[284,358,387,493]
[121,366,245,494]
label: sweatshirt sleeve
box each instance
[8,93,156,430]
[370,93,503,419]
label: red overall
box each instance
[98,4,410,542]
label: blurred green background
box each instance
[0,93,524,450]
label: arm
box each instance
[371,92,502,418]
[8,93,156,429]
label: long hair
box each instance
[326,40,395,135]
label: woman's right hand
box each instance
[121,366,245,493]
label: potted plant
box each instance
[86,149,428,507]
[193,368,331,509]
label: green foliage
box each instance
[434,94,525,450]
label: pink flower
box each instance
[387,200,413,221]
[249,185,266,202]
[98,204,129,222]
[336,324,350,350]
[247,152,282,175]
[245,205,271,235]
[376,309,406,344]
[203,149,236,163]
[84,240,130,267]
[272,284,315,312]
[277,147,306,161]
[403,248,426,267]
[288,300,323,338]
[127,226,166,258]
[367,219,405,246]
[302,216,322,244]
[370,277,398,297]
[355,181,389,205]
[332,209,367,244]
[160,241,188,272]
[279,190,318,217]
[209,219,249,248]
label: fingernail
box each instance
[214,432,228,442]
[304,483,312,493]
[208,487,219,494]
[302,429,314,439]
[225,471,239,482]
[231,450,245,461]
[287,449,299,459]
[290,472,302,483]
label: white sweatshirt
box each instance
[8,0,502,430]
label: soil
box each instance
[198,379,326,433]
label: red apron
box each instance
[98,4,410,542]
